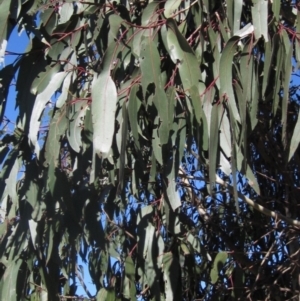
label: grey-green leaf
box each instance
[210,252,228,284]
[164,0,181,18]
[91,72,117,155]
[29,71,67,155]
[289,112,300,161]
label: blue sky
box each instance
[3,26,28,133]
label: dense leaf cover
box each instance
[1,0,300,300]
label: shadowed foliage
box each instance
[1,0,300,300]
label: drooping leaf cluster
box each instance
[1,0,300,300]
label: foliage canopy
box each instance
[1,0,300,300]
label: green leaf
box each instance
[46,224,54,265]
[271,0,280,21]
[152,117,163,165]
[0,145,9,165]
[122,276,131,300]
[154,87,169,145]
[132,29,145,58]
[210,252,228,284]
[91,72,117,155]
[227,102,239,214]
[58,2,74,25]
[52,14,80,35]
[232,0,243,34]
[209,104,219,191]
[281,30,293,148]
[237,47,250,154]
[56,72,72,108]
[165,176,181,211]
[251,0,269,41]
[187,233,201,253]
[220,24,254,124]
[0,0,12,63]
[29,71,67,154]
[140,37,161,96]
[40,8,58,36]
[140,223,157,284]
[219,106,231,158]
[28,219,38,249]
[164,19,202,91]
[96,288,108,301]
[67,101,88,153]
[44,108,67,166]
[0,259,23,300]
[142,1,160,26]
[31,64,61,95]
[189,85,203,124]
[164,0,182,18]
[128,84,141,150]
[106,290,116,301]
[0,147,18,203]
[262,41,271,97]
[125,256,136,300]
[108,14,124,42]
[296,11,300,67]
[166,86,176,127]
[271,34,283,119]
[289,112,300,161]
[0,195,7,222]
[117,102,128,193]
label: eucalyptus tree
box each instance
[0,0,300,300]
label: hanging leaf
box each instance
[0,0,11,56]
[232,0,243,34]
[251,0,269,42]
[209,104,219,191]
[0,2,298,300]
[31,64,61,95]
[0,259,23,301]
[288,113,300,161]
[165,177,181,211]
[128,84,141,150]
[220,23,254,124]
[28,219,38,249]
[91,72,117,155]
[210,252,228,284]
[67,101,88,153]
[154,87,169,145]
[140,37,161,96]
[58,2,74,25]
[29,71,67,154]
[44,108,68,166]
[124,256,136,300]
[163,19,202,91]
[164,0,182,18]
[56,72,72,108]
[117,103,128,193]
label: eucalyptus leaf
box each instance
[91,72,117,155]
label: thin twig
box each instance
[178,168,300,227]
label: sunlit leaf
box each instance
[91,72,117,155]
[29,71,67,154]
[251,0,269,42]
[164,0,182,18]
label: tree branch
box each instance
[178,168,300,227]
